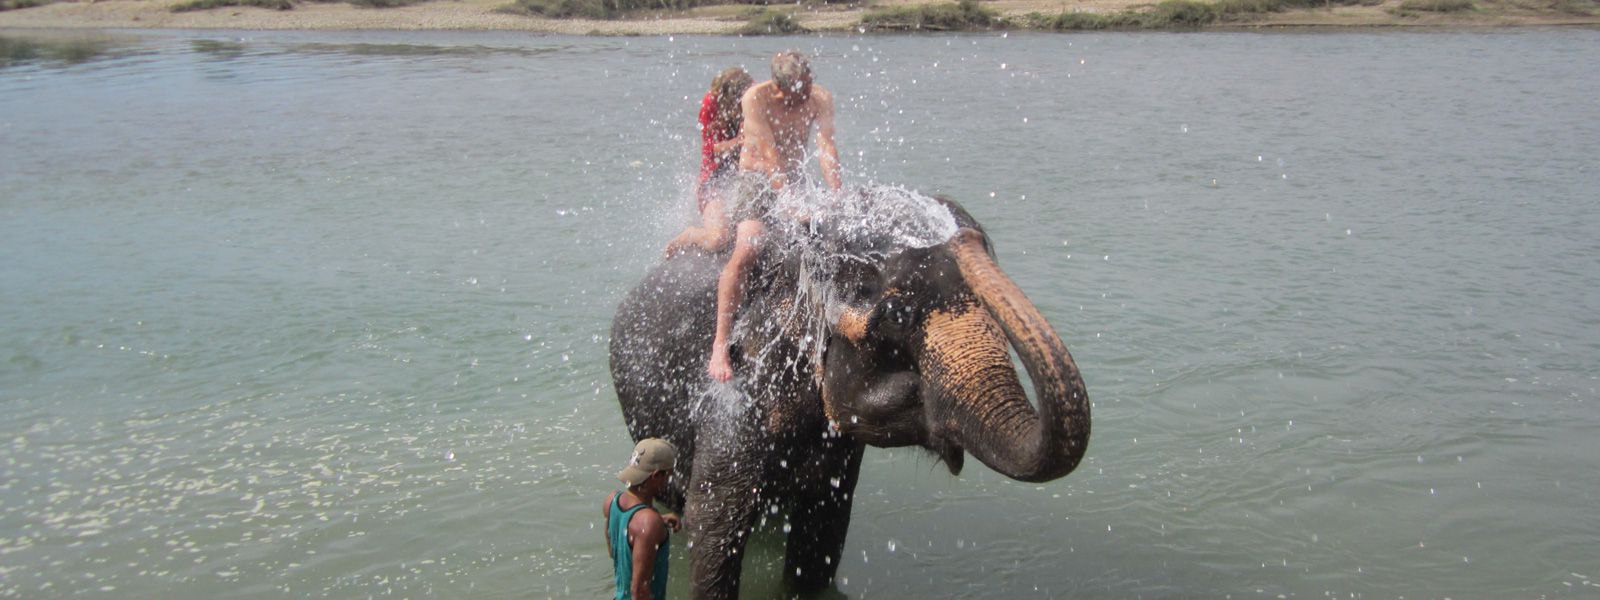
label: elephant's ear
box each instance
[818,336,837,424]
[930,195,990,247]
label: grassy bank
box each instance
[1,0,1596,33]
[860,0,1002,30]
[170,0,430,12]
[1,0,54,10]
[497,0,1600,31]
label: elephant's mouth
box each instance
[837,371,929,449]
[935,438,965,476]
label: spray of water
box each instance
[736,181,959,382]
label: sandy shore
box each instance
[1,0,1596,33]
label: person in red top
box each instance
[666,67,753,257]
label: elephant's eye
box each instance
[882,298,914,327]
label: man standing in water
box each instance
[708,50,842,382]
[604,438,680,600]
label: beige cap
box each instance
[617,438,676,486]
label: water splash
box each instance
[737,182,957,381]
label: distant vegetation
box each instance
[859,0,1001,30]
[737,8,809,33]
[143,0,1592,26]
[172,0,428,12]
[1395,0,1474,10]
[1026,0,1376,28]
[493,0,1392,29]
[345,0,432,7]
[1550,0,1598,14]
[1,0,53,10]
[483,0,1596,27]
[503,0,606,19]
[172,0,292,12]
[501,0,709,18]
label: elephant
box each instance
[609,192,1090,599]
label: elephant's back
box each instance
[609,251,722,445]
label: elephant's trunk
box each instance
[925,228,1090,483]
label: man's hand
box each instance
[661,512,682,533]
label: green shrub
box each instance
[348,0,430,7]
[504,0,609,17]
[1552,0,1598,14]
[172,0,293,12]
[1028,0,1218,28]
[1210,0,1279,13]
[1024,10,1145,28]
[1,0,54,11]
[502,0,704,18]
[1150,0,1218,24]
[1397,0,1473,10]
[860,0,1003,30]
[1028,0,1378,29]
[738,9,809,33]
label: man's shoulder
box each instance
[627,505,667,541]
[809,85,836,108]
[744,80,775,101]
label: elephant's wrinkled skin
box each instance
[609,198,1090,599]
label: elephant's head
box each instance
[818,201,1089,483]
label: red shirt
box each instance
[697,91,737,209]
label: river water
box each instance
[2,27,1597,598]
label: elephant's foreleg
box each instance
[684,447,762,599]
[783,444,864,593]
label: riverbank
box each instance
[1,0,1596,35]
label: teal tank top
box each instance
[609,492,669,600]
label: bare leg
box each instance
[665,199,731,258]
[708,219,763,382]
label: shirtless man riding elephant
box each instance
[708,49,842,382]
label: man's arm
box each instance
[813,87,842,191]
[602,493,615,560]
[628,510,668,600]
